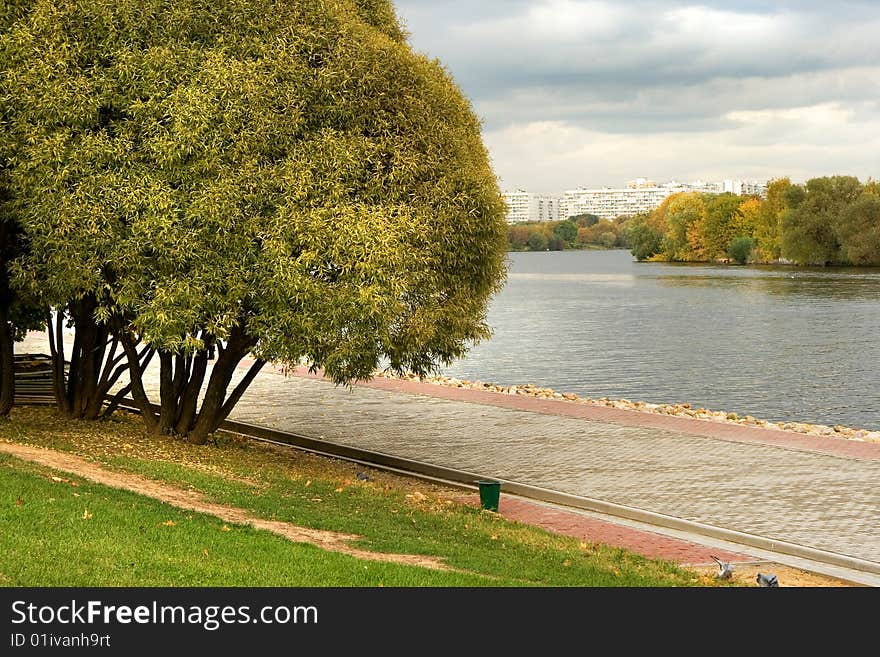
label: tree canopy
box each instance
[1,0,508,440]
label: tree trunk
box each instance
[59,298,100,418]
[185,327,258,445]
[120,331,158,433]
[49,299,142,421]
[102,346,154,419]
[113,323,263,444]
[65,296,110,419]
[158,351,176,434]
[88,340,133,419]
[0,305,13,417]
[174,347,209,436]
[186,345,243,444]
[47,311,69,414]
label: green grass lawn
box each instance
[0,406,719,587]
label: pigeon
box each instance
[756,572,779,587]
[356,471,370,482]
[710,555,734,580]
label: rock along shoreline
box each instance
[374,371,880,445]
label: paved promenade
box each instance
[223,365,880,579]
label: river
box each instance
[440,249,880,431]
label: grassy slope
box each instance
[0,455,498,586]
[0,406,717,587]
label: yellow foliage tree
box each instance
[663,193,706,261]
[752,178,791,262]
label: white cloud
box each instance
[662,6,783,47]
[725,103,855,126]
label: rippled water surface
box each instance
[441,250,880,430]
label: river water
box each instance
[440,250,880,431]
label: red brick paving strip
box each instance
[458,493,750,565]
[276,365,880,461]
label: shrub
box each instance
[727,236,755,265]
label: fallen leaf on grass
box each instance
[15,497,22,506]
[221,525,231,532]
[304,480,311,487]
[82,509,92,520]
[161,520,176,527]
[334,487,345,493]
[309,497,322,502]
[203,549,209,557]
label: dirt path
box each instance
[0,442,449,571]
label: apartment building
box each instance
[502,190,561,223]
[560,178,766,220]
[721,179,767,196]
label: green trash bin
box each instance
[476,480,501,512]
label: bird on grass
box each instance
[356,471,370,482]
[710,555,734,580]
[756,573,779,587]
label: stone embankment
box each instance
[375,371,880,444]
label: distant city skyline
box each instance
[394,1,880,195]
[503,177,766,222]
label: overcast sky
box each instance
[393,1,880,194]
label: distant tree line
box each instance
[507,213,632,252]
[627,176,880,266]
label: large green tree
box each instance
[836,194,880,266]
[781,176,862,265]
[628,216,663,261]
[553,219,578,247]
[2,0,507,443]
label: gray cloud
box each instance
[393,1,880,190]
